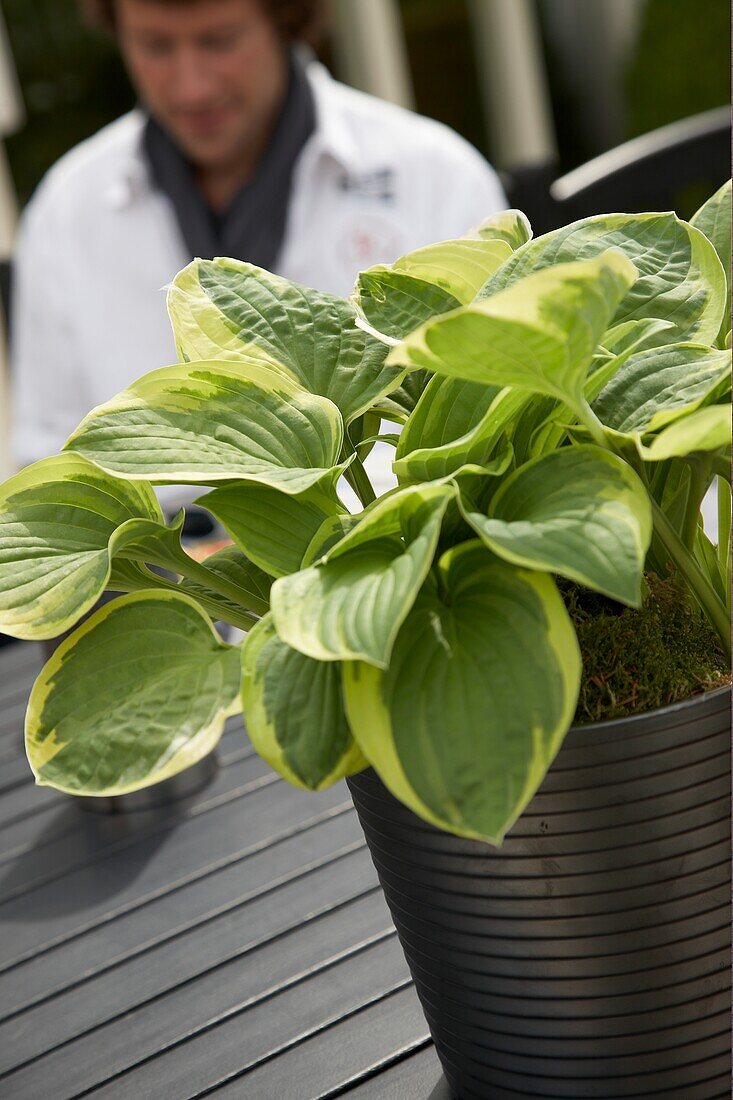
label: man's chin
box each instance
[167,127,242,169]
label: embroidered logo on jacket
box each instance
[338,168,395,202]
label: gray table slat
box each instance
[0,753,278,901]
[341,1043,450,1099]
[88,935,411,1100]
[0,695,31,739]
[0,740,255,866]
[2,898,400,1099]
[0,753,34,793]
[0,781,350,969]
[0,642,447,1098]
[0,777,62,829]
[0,811,363,1020]
[212,985,431,1099]
[0,642,42,681]
[0,846,382,1072]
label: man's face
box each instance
[116,0,288,167]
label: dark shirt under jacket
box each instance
[142,50,316,271]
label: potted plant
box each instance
[0,183,729,1097]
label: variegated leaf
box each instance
[65,360,345,492]
[343,542,580,843]
[168,259,403,424]
[26,591,241,796]
[241,614,365,790]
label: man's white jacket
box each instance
[11,62,506,471]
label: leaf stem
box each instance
[648,459,671,507]
[717,476,732,606]
[112,571,257,633]
[575,399,610,448]
[124,540,270,619]
[342,444,377,508]
[651,499,731,660]
[680,459,709,552]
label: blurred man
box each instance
[11,0,506,469]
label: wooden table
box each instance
[0,641,452,1099]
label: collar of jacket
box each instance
[102,61,364,211]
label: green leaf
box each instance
[270,483,454,667]
[398,375,502,453]
[691,181,731,342]
[391,238,513,301]
[355,273,459,345]
[353,237,512,342]
[388,252,637,417]
[585,318,676,402]
[107,557,162,594]
[468,208,533,250]
[601,318,676,357]
[695,524,728,606]
[343,541,580,844]
[640,405,731,461]
[0,454,167,640]
[199,477,346,578]
[372,369,431,423]
[168,259,403,424]
[356,432,401,454]
[65,360,345,492]
[301,514,362,567]
[179,544,272,619]
[106,554,262,634]
[395,426,513,486]
[477,211,727,346]
[460,446,652,605]
[241,613,366,790]
[395,375,513,484]
[26,591,241,796]
[592,343,731,436]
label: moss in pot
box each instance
[0,185,730,1097]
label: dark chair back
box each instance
[549,106,730,225]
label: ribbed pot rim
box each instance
[562,684,730,746]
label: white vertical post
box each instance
[0,8,23,141]
[329,0,415,110]
[467,0,557,170]
[0,140,17,258]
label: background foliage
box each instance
[625,0,729,137]
[4,0,132,204]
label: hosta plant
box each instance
[1,184,730,843]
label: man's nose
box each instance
[169,48,218,105]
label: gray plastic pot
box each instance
[347,686,731,1100]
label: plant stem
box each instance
[574,399,611,448]
[123,541,270,619]
[112,571,257,633]
[680,459,709,552]
[651,499,731,660]
[172,554,270,618]
[342,444,377,508]
[717,475,732,606]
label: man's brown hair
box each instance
[79,0,328,45]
